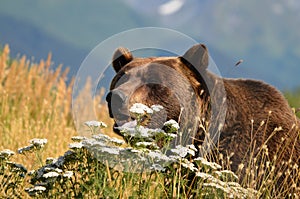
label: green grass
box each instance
[285,88,300,118]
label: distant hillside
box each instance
[124,0,300,90]
[0,0,153,49]
[0,0,153,80]
[0,14,87,78]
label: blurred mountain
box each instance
[1,0,300,90]
[0,0,153,80]
[0,14,87,78]
[124,0,300,90]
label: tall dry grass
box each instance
[0,44,113,170]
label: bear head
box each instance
[106,44,218,145]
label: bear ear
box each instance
[181,44,209,71]
[112,47,133,72]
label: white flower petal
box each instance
[129,103,153,114]
[69,142,83,149]
[151,104,164,112]
[0,149,15,157]
[43,171,60,178]
[164,119,180,130]
[30,138,48,147]
[84,120,107,128]
[63,171,74,178]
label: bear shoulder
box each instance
[223,78,296,126]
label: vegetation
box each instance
[0,44,75,169]
[285,88,300,118]
[0,45,299,198]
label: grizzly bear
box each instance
[106,44,300,188]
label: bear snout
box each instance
[106,90,130,120]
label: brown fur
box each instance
[107,44,300,188]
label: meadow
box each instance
[0,45,299,198]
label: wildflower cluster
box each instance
[0,139,49,197]
[116,103,178,148]
[84,120,107,134]
[18,138,48,154]
[24,103,258,198]
[178,157,257,198]
[25,146,88,197]
[0,103,260,198]
[0,149,27,198]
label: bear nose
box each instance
[107,90,130,120]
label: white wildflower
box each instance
[187,149,196,156]
[148,151,170,162]
[18,145,35,154]
[166,133,177,138]
[181,160,197,172]
[170,145,192,157]
[28,170,35,176]
[164,119,180,130]
[100,146,120,155]
[54,168,63,173]
[227,182,242,187]
[138,126,151,137]
[150,163,166,171]
[6,161,27,172]
[187,144,198,152]
[168,155,181,161]
[84,120,107,128]
[194,157,222,170]
[195,172,215,180]
[46,157,57,164]
[43,171,60,178]
[44,167,62,173]
[121,125,152,138]
[109,137,125,145]
[86,139,108,148]
[116,126,135,137]
[63,171,73,178]
[203,182,230,194]
[92,133,110,141]
[69,142,83,149]
[151,104,164,112]
[0,149,15,158]
[130,149,141,153]
[151,129,167,136]
[220,170,239,180]
[71,136,86,142]
[30,138,48,147]
[129,103,153,114]
[32,186,46,191]
[25,186,46,194]
[82,139,106,148]
[136,142,153,147]
[119,120,137,128]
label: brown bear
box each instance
[106,44,300,189]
